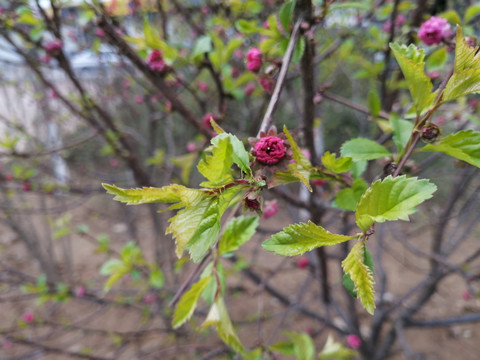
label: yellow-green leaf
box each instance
[172,276,211,329]
[262,221,355,256]
[198,136,234,188]
[219,216,259,254]
[321,151,353,173]
[342,241,375,314]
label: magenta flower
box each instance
[418,16,452,46]
[246,47,263,73]
[23,312,34,323]
[312,179,326,187]
[263,199,279,219]
[254,136,287,165]
[147,50,167,72]
[297,257,309,269]
[186,142,196,153]
[44,39,63,54]
[347,334,362,349]
[95,28,105,38]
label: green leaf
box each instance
[390,43,437,115]
[149,268,165,289]
[342,241,375,314]
[343,247,374,298]
[355,175,437,232]
[191,35,212,59]
[390,114,414,155]
[334,178,368,211]
[143,19,177,62]
[465,4,480,23]
[321,151,353,173]
[186,199,221,263]
[279,1,296,32]
[168,196,214,259]
[367,89,381,117]
[201,297,245,354]
[292,37,306,63]
[235,19,260,34]
[198,136,234,188]
[318,335,358,360]
[283,126,312,169]
[426,48,448,72]
[285,331,315,360]
[212,133,252,176]
[439,10,461,24]
[201,262,226,305]
[340,138,392,161]
[269,341,295,356]
[102,183,203,207]
[420,129,480,167]
[121,241,143,265]
[99,259,125,276]
[262,221,356,256]
[172,276,211,329]
[329,1,371,11]
[170,153,197,185]
[219,216,259,254]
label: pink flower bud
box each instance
[135,95,144,104]
[263,199,279,219]
[246,48,263,73]
[122,79,130,89]
[234,49,243,59]
[110,159,119,167]
[462,290,472,301]
[44,39,63,54]
[147,50,167,72]
[40,54,51,64]
[143,293,156,304]
[258,75,274,94]
[418,16,452,46]
[244,83,255,96]
[427,71,441,79]
[95,28,105,38]
[2,341,13,350]
[347,334,362,349]
[197,81,208,92]
[203,113,216,128]
[23,312,34,323]
[75,286,85,298]
[297,257,309,269]
[312,179,326,187]
[186,142,196,152]
[253,136,286,165]
[48,89,58,99]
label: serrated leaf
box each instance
[201,297,245,354]
[198,136,234,188]
[390,114,414,155]
[172,276,211,329]
[283,126,312,169]
[212,133,252,176]
[318,335,358,360]
[343,247,374,297]
[292,37,306,63]
[334,178,368,211]
[235,19,260,34]
[390,43,437,115]
[420,129,480,167]
[219,216,259,254]
[269,341,295,356]
[426,47,448,72]
[452,26,480,72]
[342,241,375,314]
[103,183,203,207]
[321,151,353,173]
[191,35,212,59]
[285,331,315,360]
[279,1,296,31]
[341,138,392,161]
[149,268,165,289]
[186,199,221,263]
[355,175,437,232]
[262,221,355,256]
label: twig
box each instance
[321,92,390,120]
[258,19,302,135]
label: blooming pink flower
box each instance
[347,334,362,349]
[203,113,216,128]
[186,142,196,153]
[263,199,279,219]
[135,95,144,104]
[197,81,208,92]
[418,16,452,46]
[75,286,85,298]
[147,50,167,72]
[23,312,34,323]
[44,39,63,54]
[297,257,309,269]
[258,75,274,94]
[244,83,255,96]
[254,136,286,165]
[95,28,105,38]
[246,48,263,73]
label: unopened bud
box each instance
[421,123,441,143]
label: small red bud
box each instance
[297,257,309,269]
